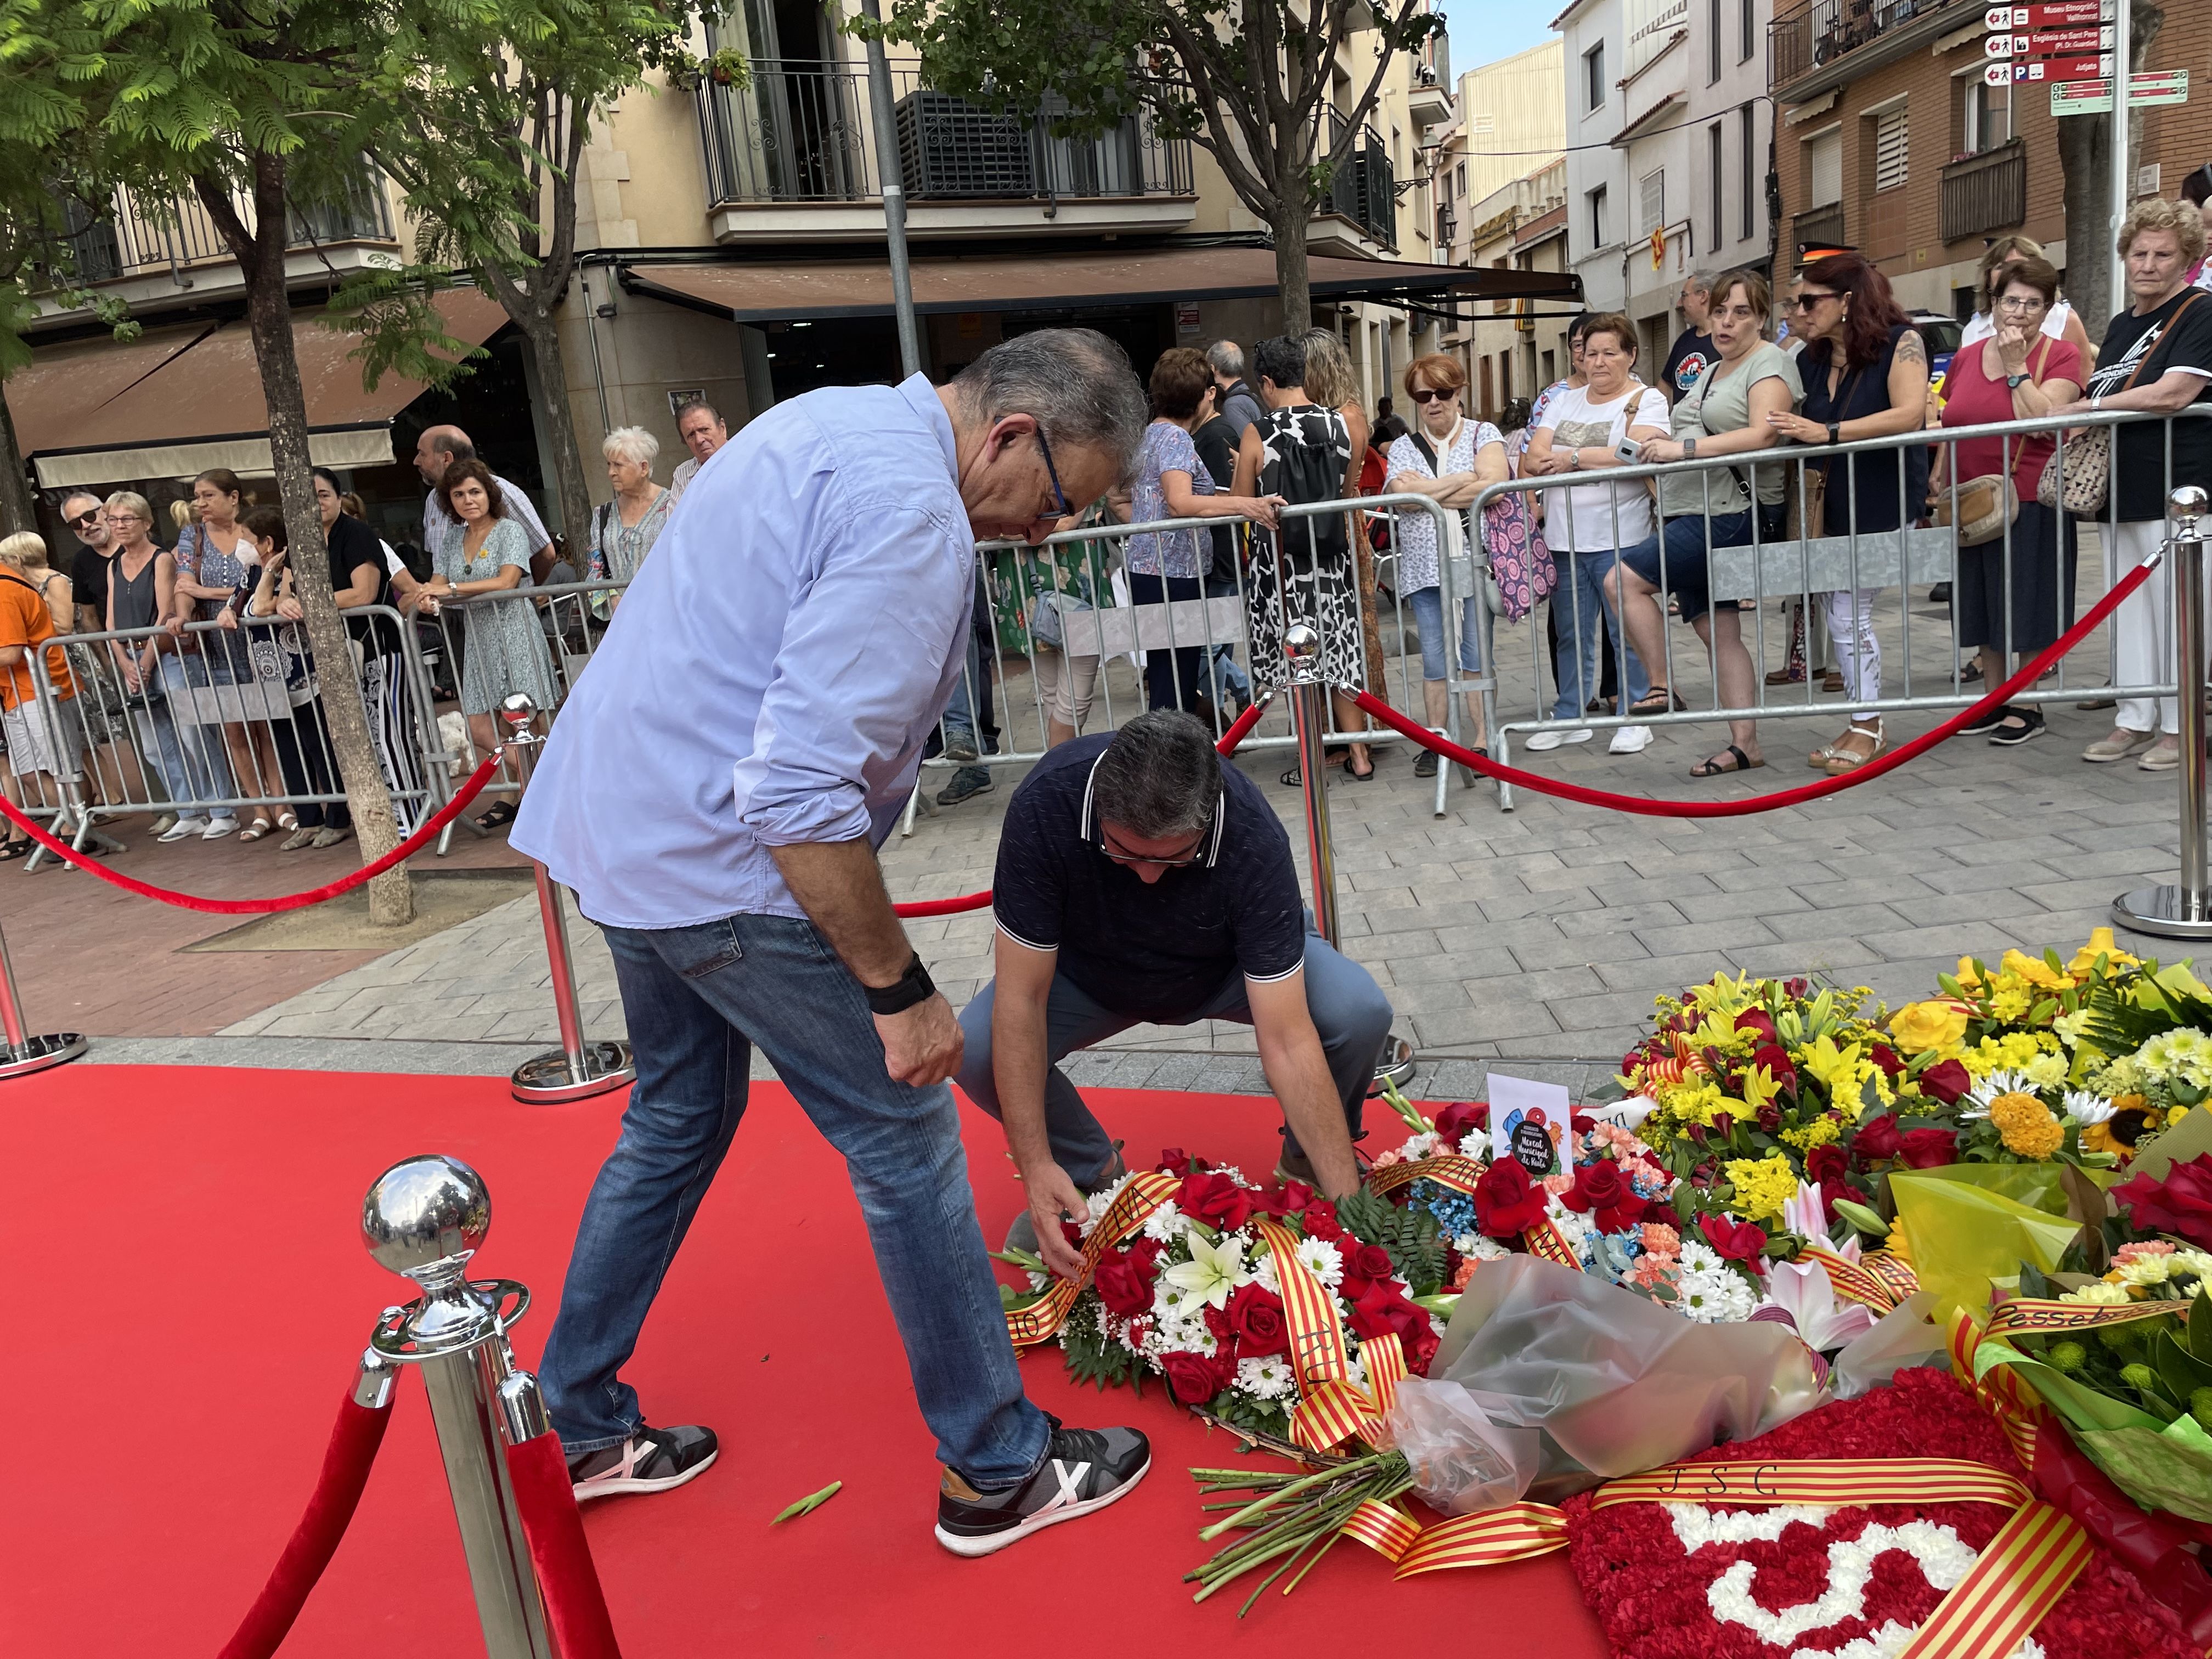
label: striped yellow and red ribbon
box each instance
[1799,1241,1902,1314]
[1523,1215,1583,1268]
[1894,1501,2092,1659]
[1254,1215,1407,1452]
[1392,1502,1571,1575]
[1367,1152,1485,1199]
[1588,1458,2032,1512]
[1002,1169,1179,1348]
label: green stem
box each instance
[1195,1456,1380,1543]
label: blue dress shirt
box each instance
[511,374,975,929]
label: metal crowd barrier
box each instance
[22,604,447,860]
[1467,405,2210,811]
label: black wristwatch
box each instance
[1826,422,1842,446]
[864,952,936,1015]
[2006,373,2029,390]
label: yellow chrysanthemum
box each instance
[1724,1153,1801,1222]
[1782,1116,1843,1151]
[1889,1001,1969,1055]
[1988,1091,2064,1160]
[1989,987,2032,1022]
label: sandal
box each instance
[1821,722,1886,776]
[1346,752,1379,781]
[476,800,518,831]
[1629,687,1684,716]
[0,838,30,861]
[238,817,274,842]
[1690,745,1765,778]
[277,811,299,832]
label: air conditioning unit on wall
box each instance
[896,90,1035,198]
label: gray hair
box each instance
[675,398,725,429]
[602,425,660,469]
[951,328,1148,484]
[1684,269,1718,297]
[1091,711,1221,839]
[1205,340,1246,381]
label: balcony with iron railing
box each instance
[1792,200,1846,253]
[1318,110,1398,251]
[1940,139,2027,244]
[697,59,1195,237]
[49,167,397,292]
[1768,0,1974,98]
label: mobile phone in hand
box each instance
[1615,440,1644,464]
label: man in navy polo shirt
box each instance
[956,711,1394,1278]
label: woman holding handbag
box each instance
[1385,353,1508,771]
[1930,257,2081,748]
[2052,199,2212,772]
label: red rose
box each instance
[1918,1058,1972,1105]
[1433,1100,1488,1148]
[1820,1179,1871,1223]
[1564,1162,1650,1233]
[1898,1127,1959,1169]
[1735,1008,1779,1045]
[1571,1113,1596,1134]
[1160,1351,1231,1406]
[1154,1147,1193,1176]
[1301,1200,1345,1242]
[1092,1248,1157,1318]
[1278,1180,1313,1212]
[2114,1154,2212,1251]
[1225,1283,1290,1356]
[1475,1156,1549,1237]
[1700,1214,1767,1261]
[1753,1043,1796,1087]
[1178,1171,1255,1232]
[1346,1279,1417,1342]
[1351,1242,1396,1282]
[1804,1144,1848,1187]
[1853,1111,1904,1163]
[1871,1043,1904,1079]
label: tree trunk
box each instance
[2057,1,2163,328]
[204,164,414,926]
[0,390,36,535]
[512,301,592,549]
[1272,201,1313,335]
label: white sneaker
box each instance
[1526,727,1593,752]
[1609,724,1654,754]
[203,816,240,839]
[160,816,208,843]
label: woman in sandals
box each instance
[1929,255,2082,749]
[1607,270,1802,778]
[1764,253,1932,776]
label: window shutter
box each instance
[1874,108,1908,193]
[1640,169,1666,233]
[1807,129,1842,207]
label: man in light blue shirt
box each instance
[513,330,1157,1557]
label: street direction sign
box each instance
[1984,1,2113,25]
[1985,26,2114,55]
[2049,68,2190,115]
[2007,54,2113,79]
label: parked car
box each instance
[1909,309,1963,385]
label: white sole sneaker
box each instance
[933,1454,1150,1558]
[159,819,209,843]
[203,818,240,839]
[1526,728,1592,752]
[571,1432,721,1503]
[1609,724,1653,754]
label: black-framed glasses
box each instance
[66,509,101,528]
[1100,826,1209,868]
[1034,427,1074,520]
[1789,292,1838,312]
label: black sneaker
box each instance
[936,768,993,806]
[568,1424,720,1502]
[1956,704,2013,736]
[934,1418,1150,1557]
[1990,707,2046,746]
[1413,748,1439,778]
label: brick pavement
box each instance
[174,582,2184,1103]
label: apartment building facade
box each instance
[1767,0,2212,321]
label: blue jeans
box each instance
[953,922,1392,1182]
[144,653,236,809]
[1404,585,1485,682]
[1550,549,1650,720]
[938,624,993,792]
[1204,572,1251,706]
[539,913,1049,1487]
[1617,511,1753,625]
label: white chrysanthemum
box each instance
[1963,1069,2042,1119]
[1677,1237,1724,1276]
[1396,1131,1441,1162]
[1149,1310,1216,1356]
[1249,1249,1282,1293]
[1345,1350,1369,1391]
[2118,1253,2178,1286]
[1546,1200,1598,1268]
[1142,1200,1186,1243]
[1153,1279,1200,1321]
[2062,1090,2118,1125]
[1026,1269,1051,1292]
[2172,1248,2212,1280]
[1457,1131,1488,1159]
[1454,1232,1513,1261]
[2021,1052,2068,1089]
[1678,1263,1758,1323]
[1235,1355,1297,1401]
[1295,1237,1346,1288]
[1114,1318,1145,1357]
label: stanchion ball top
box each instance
[499,693,538,729]
[2172,484,2209,526]
[1283,622,1322,661]
[362,1154,490,1273]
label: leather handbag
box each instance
[1943,474,2018,546]
[2041,292,2205,514]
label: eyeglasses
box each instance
[66,509,101,528]
[1034,427,1073,520]
[1788,292,1838,312]
[1100,826,1209,868]
[1996,296,2047,313]
[1408,387,1457,405]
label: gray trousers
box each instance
[954,925,1393,1184]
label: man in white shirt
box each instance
[668,399,729,500]
[413,425,556,582]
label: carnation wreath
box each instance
[1562,1368,2198,1659]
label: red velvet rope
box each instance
[1351,554,2158,819]
[0,753,504,913]
[504,1432,624,1659]
[887,690,1273,917]
[218,1391,393,1659]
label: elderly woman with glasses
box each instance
[587,426,676,620]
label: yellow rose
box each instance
[1889,1001,1969,1054]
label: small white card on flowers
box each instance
[1488,1072,1570,1177]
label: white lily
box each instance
[1758,1256,1876,1351]
[1162,1232,1248,1311]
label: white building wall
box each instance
[1559,0,1630,314]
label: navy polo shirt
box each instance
[991,736,1307,1018]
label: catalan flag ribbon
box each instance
[1255,1216,1406,1453]
[1391,1502,1571,1576]
[1340,1499,1423,1563]
[1799,1242,1900,1314]
[1367,1153,1485,1200]
[1002,1169,1179,1348]
[1589,1458,2032,1513]
[1893,1501,2092,1659]
[1523,1216,1583,1269]
[1983,1294,2180,1343]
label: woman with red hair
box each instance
[1765,253,1932,774]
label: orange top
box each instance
[0,569,75,712]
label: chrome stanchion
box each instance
[0,916,86,1080]
[2116,486,2212,940]
[496,696,635,1102]
[363,1156,552,1659]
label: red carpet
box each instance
[1,1066,1608,1657]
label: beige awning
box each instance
[622,245,1582,323]
[12,289,512,489]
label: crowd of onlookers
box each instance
[0,398,733,863]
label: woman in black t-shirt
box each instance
[2051,200,2212,773]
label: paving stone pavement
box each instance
[214,584,2188,1100]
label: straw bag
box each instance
[2040,292,2205,515]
